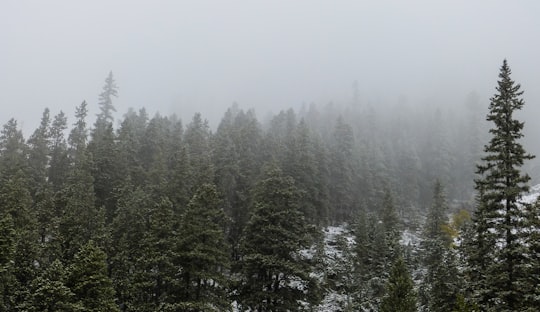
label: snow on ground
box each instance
[521,184,540,204]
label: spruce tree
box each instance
[238,165,318,311]
[175,183,230,311]
[471,60,535,311]
[109,185,152,310]
[30,259,82,312]
[523,199,540,310]
[380,257,417,312]
[0,214,16,311]
[67,241,118,312]
[97,71,118,123]
[48,111,69,193]
[56,101,105,260]
[140,197,178,309]
[420,181,461,311]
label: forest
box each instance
[0,61,539,311]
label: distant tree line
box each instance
[0,61,538,311]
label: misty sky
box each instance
[1,0,539,134]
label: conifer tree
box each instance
[175,183,230,311]
[30,259,82,311]
[420,181,462,311]
[97,71,118,123]
[184,113,214,194]
[380,189,400,262]
[57,102,104,260]
[523,199,540,310]
[238,165,318,311]
[329,117,356,221]
[0,213,16,311]
[27,108,52,200]
[380,257,417,312]
[109,185,151,310]
[138,197,178,308]
[90,73,121,223]
[353,212,389,310]
[68,241,118,312]
[471,60,535,311]
[48,111,69,192]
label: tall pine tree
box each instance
[471,60,535,311]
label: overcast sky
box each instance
[1,0,539,133]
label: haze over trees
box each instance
[0,61,539,311]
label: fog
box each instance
[1,1,539,146]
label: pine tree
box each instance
[353,212,389,310]
[184,113,214,194]
[109,185,151,311]
[213,107,262,263]
[48,111,69,192]
[30,259,82,311]
[329,117,356,222]
[238,165,318,311]
[138,197,178,309]
[380,257,417,312]
[57,102,104,260]
[97,71,118,123]
[68,241,118,312]
[420,181,462,311]
[523,199,540,310]
[115,108,148,188]
[0,213,16,311]
[471,60,535,311]
[27,108,52,200]
[175,183,230,311]
[380,189,400,262]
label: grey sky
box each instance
[1,0,539,133]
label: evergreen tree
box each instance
[68,241,118,312]
[0,120,40,310]
[471,60,535,311]
[30,259,82,312]
[420,181,462,312]
[213,107,262,263]
[0,213,16,311]
[184,113,214,194]
[109,185,151,311]
[115,108,148,188]
[329,117,356,221]
[27,108,52,200]
[138,197,178,309]
[57,102,104,260]
[238,165,318,311]
[97,71,118,123]
[48,111,69,193]
[380,189,400,262]
[90,75,121,224]
[353,212,389,310]
[175,183,230,311]
[523,199,540,310]
[380,257,417,312]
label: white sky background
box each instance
[1,0,539,135]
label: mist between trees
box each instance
[0,60,539,311]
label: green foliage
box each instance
[97,71,118,123]
[0,213,16,311]
[68,241,118,312]
[30,259,82,312]
[380,257,417,312]
[177,183,231,310]
[420,181,462,311]
[238,165,319,311]
[471,60,535,311]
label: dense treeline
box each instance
[0,62,539,311]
